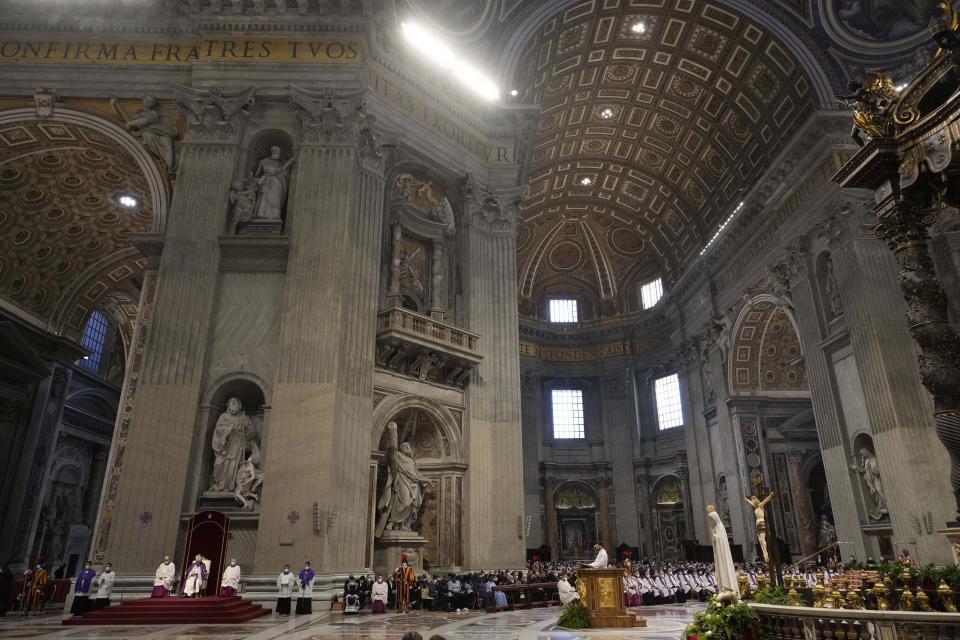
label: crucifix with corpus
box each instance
[745,473,777,584]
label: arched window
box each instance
[79,310,110,373]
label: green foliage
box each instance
[684,598,759,640]
[749,586,790,605]
[556,601,592,629]
[941,564,960,587]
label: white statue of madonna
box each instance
[252,145,293,222]
[208,397,259,493]
[707,504,738,600]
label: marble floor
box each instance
[0,604,702,640]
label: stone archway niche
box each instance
[553,481,599,560]
[370,397,465,574]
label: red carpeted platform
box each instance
[63,596,271,625]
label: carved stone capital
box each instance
[463,174,525,234]
[175,85,255,143]
[288,86,383,170]
[786,450,806,465]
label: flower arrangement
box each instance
[684,597,759,640]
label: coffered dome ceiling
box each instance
[511,0,818,314]
[0,115,156,338]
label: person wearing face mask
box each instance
[295,562,315,614]
[371,575,389,613]
[91,564,114,610]
[152,555,176,598]
[220,559,240,597]
[183,555,207,597]
[71,561,97,615]
[275,565,294,615]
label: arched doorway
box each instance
[652,476,685,562]
[554,481,598,560]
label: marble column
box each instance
[463,180,526,568]
[786,451,817,558]
[598,483,612,552]
[255,87,386,572]
[679,341,714,543]
[600,368,640,547]
[93,87,255,572]
[773,236,867,562]
[544,483,557,561]
[636,476,653,556]
[2,366,71,565]
[831,198,955,563]
[520,373,544,548]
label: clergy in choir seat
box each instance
[295,562,315,615]
[557,573,578,605]
[70,561,97,615]
[582,543,609,569]
[220,559,240,597]
[275,565,295,615]
[91,564,114,610]
[152,555,176,598]
[371,575,389,613]
[182,555,208,598]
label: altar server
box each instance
[295,562,315,614]
[91,564,115,610]
[152,556,175,598]
[276,565,295,615]
[71,561,97,615]
[220,559,241,597]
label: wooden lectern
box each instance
[576,568,646,628]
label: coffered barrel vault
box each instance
[511,0,818,314]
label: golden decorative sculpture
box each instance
[874,581,890,611]
[787,586,801,607]
[813,582,827,608]
[597,578,617,609]
[938,580,957,612]
[836,73,897,145]
[917,589,934,612]
[900,588,915,611]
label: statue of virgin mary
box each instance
[707,504,738,599]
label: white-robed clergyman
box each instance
[220,560,241,597]
[275,565,295,615]
[182,555,207,597]
[583,543,608,568]
[152,556,175,598]
[557,574,578,605]
[707,504,738,599]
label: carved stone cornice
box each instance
[175,85,255,143]
[462,174,525,235]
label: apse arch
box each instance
[0,107,169,233]
[371,395,465,466]
[728,294,806,394]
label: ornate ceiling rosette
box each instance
[507,0,818,315]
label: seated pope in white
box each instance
[583,543,608,569]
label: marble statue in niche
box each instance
[252,145,293,221]
[234,453,263,511]
[111,95,179,176]
[854,448,888,520]
[208,398,260,493]
[375,421,429,537]
[817,514,838,548]
[824,260,844,318]
[229,179,257,230]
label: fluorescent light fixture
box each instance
[631,21,646,33]
[700,200,744,256]
[400,21,500,101]
[116,194,138,208]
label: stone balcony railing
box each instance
[375,307,482,388]
[751,603,960,639]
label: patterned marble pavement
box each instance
[0,604,702,640]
